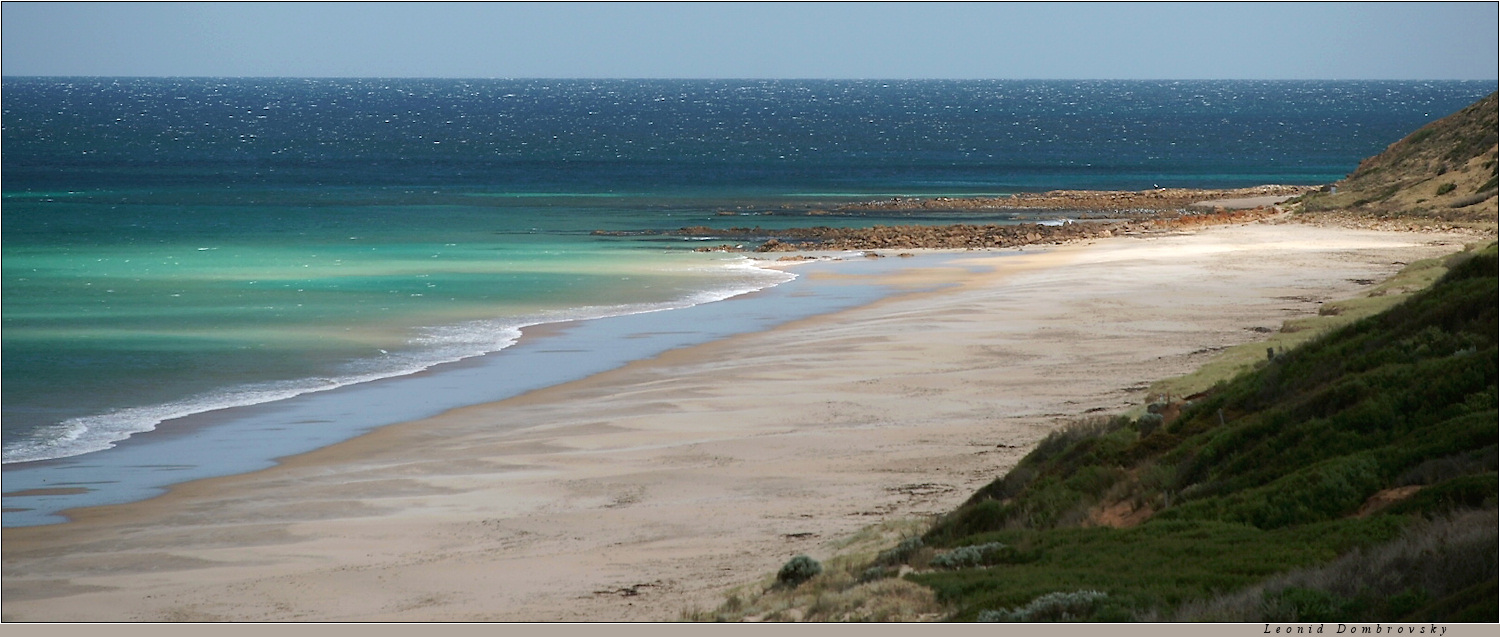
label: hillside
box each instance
[903,245,1497,621]
[1293,92,1498,227]
[695,245,1496,622]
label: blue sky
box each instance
[2,2,1496,79]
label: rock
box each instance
[755,238,785,253]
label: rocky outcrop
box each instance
[692,244,746,252]
[769,208,1283,251]
[834,185,1312,213]
[658,206,1284,253]
[751,221,1117,252]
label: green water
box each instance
[2,194,792,462]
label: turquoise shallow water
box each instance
[3,78,1493,525]
[2,209,795,463]
[1,251,941,526]
[2,187,1040,466]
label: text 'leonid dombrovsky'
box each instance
[1265,625,1448,635]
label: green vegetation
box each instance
[899,243,1497,621]
[928,541,1013,570]
[694,243,1496,623]
[777,555,824,588]
[977,589,1111,622]
[1149,247,1480,404]
[1292,92,1498,227]
[680,519,945,622]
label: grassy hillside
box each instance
[900,244,1498,622]
[1293,92,1498,228]
[1146,248,1473,405]
[691,245,1497,622]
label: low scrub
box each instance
[1170,509,1498,622]
[928,542,1012,570]
[978,590,1112,622]
[693,245,1496,623]
[894,244,1498,621]
[681,518,946,622]
[776,555,822,588]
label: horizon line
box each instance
[4,75,1498,83]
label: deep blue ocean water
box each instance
[2,78,1492,524]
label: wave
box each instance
[1,259,795,465]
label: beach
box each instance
[0,220,1476,622]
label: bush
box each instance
[1136,413,1165,437]
[1436,182,1457,195]
[1448,190,1496,208]
[874,536,925,567]
[924,499,1012,544]
[930,541,1009,570]
[776,555,822,588]
[1028,416,1130,467]
[977,590,1110,622]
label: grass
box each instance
[688,243,1497,623]
[679,517,946,622]
[678,549,945,622]
[1169,509,1498,622]
[913,516,1412,621]
[1291,93,1497,228]
[900,243,1498,621]
[1147,247,1477,401]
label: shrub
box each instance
[977,590,1110,622]
[1436,182,1457,195]
[1395,445,1497,487]
[1261,587,1364,622]
[929,541,1009,570]
[874,536,925,567]
[911,244,1498,621]
[776,555,822,588]
[1448,190,1496,208]
[1385,473,1498,515]
[1029,416,1129,467]
[924,499,1012,544]
[1136,413,1165,437]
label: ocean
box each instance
[2,78,1492,525]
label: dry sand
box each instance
[0,222,1474,622]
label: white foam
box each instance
[1,259,795,465]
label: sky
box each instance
[2,2,1496,80]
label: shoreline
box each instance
[1,221,1476,621]
[3,251,925,527]
[0,254,800,468]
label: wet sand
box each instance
[0,221,1472,622]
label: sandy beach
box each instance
[0,221,1476,622]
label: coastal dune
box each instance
[0,222,1474,622]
